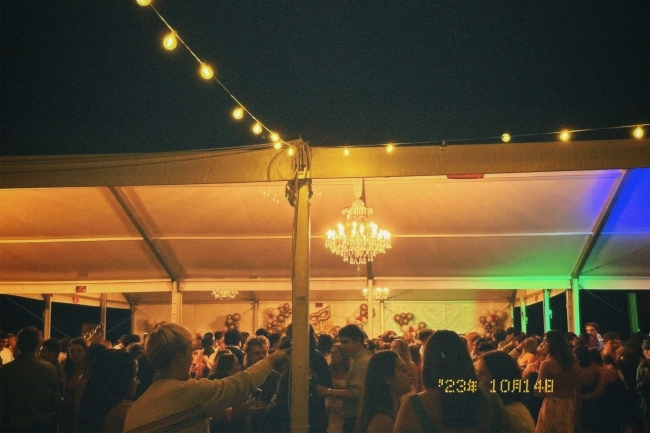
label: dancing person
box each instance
[77,350,138,433]
[123,322,287,433]
[534,329,580,433]
[477,350,535,432]
[355,350,412,433]
[60,337,89,432]
[393,330,510,433]
[390,338,421,393]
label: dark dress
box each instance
[594,375,627,433]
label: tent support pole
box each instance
[519,297,527,334]
[366,278,374,338]
[566,286,575,333]
[509,302,515,328]
[628,292,640,333]
[290,156,311,433]
[43,294,52,340]
[100,293,107,340]
[543,289,551,332]
[379,300,385,336]
[171,281,182,324]
[130,303,136,334]
[253,301,259,332]
[571,279,581,334]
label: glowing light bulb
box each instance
[343,147,350,156]
[287,146,296,156]
[386,143,394,153]
[136,0,151,6]
[252,123,263,135]
[163,32,177,50]
[270,132,280,142]
[559,130,571,142]
[501,133,511,143]
[200,63,214,80]
[633,126,644,139]
[274,142,282,150]
[232,107,244,120]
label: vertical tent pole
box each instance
[43,294,52,340]
[366,278,374,339]
[290,150,311,433]
[543,289,551,332]
[171,281,182,324]
[566,285,575,333]
[130,303,136,334]
[253,301,259,332]
[628,292,640,333]
[520,297,527,334]
[572,279,581,335]
[100,293,108,340]
[509,302,515,328]
[379,300,385,336]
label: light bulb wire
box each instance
[149,4,290,148]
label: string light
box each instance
[274,142,283,150]
[200,63,214,80]
[287,146,296,156]
[163,31,177,50]
[252,122,263,135]
[343,147,350,156]
[270,132,280,143]
[559,130,571,142]
[633,126,644,139]
[501,133,511,143]
[232,107,244,120]
[136,0,151,6]
[386,143,395,153]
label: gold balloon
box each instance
[277,315,285,323]
[400,313,407,319]
[227,314,233,319]
[406,313,414,321]
[394,315,401,323]
[418,322,427,329]
[276,325,285,333]
[225,319,233,326]
[232,313,241,322]
[284,303,290,309]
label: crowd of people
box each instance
[1,320,649,433]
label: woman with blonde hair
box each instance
[515,337,538,370]
[122,323,286,433]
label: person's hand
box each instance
[315,385,330,397]
[248,401,270,416]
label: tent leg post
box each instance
[290,166,311,433]
[520,297,527,334]
[253,301,259,332]
[171,281,182,324]
[130,303,136,334]
[628,292,640,333]
[43,294,52,340]
[509,302,515,328]
[379,300,385,336]
[100,293,107,340]
[366,278,374,339]
[543,289,551,332]
[572,279,581,335]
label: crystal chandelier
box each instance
[362,286,390,301]
[325,198,391,265]
[211,290,239,300]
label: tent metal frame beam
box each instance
[2,139,648,189]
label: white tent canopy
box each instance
[1,139,649,329]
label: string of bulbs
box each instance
[135,0,296,157]
[135,0,645,158]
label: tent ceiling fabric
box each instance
[1,142,649,303]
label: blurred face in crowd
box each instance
[68,343,86,366]
[0,338,7,351]
[339,337,361,357]
[247,344,267,366]
[585,325,598,338]
[39,346,58,363]
[604,338,621,353]
[386,357,412,396]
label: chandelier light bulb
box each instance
[232,107,244,120]
[343,147,350,156]
[200,63,214,80]
[274,141,283,150]
[501,133,511,143]
[386,143,395,153]
[252,122,263,135]
[559,130,571,142]
[136,0,151,6]
[633,125,644,139]
[270,132,280,142]
[163,32,177,50]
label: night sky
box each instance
[1,1,649,156]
